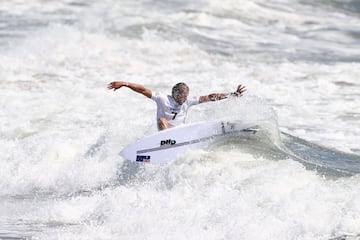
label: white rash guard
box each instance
[151,92,200,127]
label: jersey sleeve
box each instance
[151,92,160,102]
[187,96,200,106]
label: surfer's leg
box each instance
[158,118,170,131]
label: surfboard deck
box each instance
[121,121,259,164]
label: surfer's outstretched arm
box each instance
[107,81,152,98]
[199,84,246,103]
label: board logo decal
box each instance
[136,155,151,162]
[160,139,177,146]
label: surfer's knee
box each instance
[158,118,170,131]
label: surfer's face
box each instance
[173,89,189,105]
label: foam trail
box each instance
[1,0,360,239]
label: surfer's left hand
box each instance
[235,84,246,96]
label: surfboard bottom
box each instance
[122,121,259,164]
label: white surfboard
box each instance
[121,121,259,164]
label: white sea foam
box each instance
[0,0,360,239]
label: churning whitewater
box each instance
[1,0,360,239]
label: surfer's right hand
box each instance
[107,81,127,91]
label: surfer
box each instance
[107,82,246,130]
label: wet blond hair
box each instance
[172,82,189,96]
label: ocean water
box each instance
[1,0,360,239]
